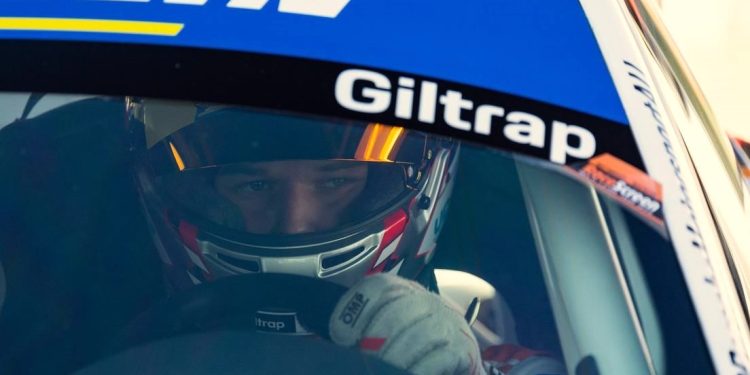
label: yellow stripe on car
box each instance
[0,17,183,36]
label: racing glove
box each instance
[329,273,486,375]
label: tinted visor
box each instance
[136,104,427,235]
[141,106,426,174]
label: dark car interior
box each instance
[0,96,561,373]
[0,97,166,373]
[0,93,722,375]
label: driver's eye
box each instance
[234,180,273,193]
[318,178,351,189]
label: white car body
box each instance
[0,0,749,374]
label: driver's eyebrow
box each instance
[218,165,265,176]
[316,162,366,172]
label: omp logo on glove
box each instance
[255,311,296,333]
[330,274,487,375]
[338,292,370,326]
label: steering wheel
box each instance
[76,273,411,375]
[112,273,348,348]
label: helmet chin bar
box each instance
[180,148,456,289]
[198,230,387,288]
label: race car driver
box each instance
[126,98,565,375]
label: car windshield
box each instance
[0,93,712,374]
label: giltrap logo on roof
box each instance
[335,68,598,165]
[104,0,351,18]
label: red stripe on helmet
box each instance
[178,220,200,253]
[367,209,408,275]
[178,220,213,279]
[382,209,408,247]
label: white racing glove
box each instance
[330,273,486,375]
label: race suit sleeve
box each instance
[434,269,566,374]
[329,273,565,375]
[481,344,565,375]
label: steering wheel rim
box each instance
[111,273,348,351]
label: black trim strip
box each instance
[0,40,643,169]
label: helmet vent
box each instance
[216,252,261,273]
[321,246,366,270]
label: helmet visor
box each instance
[135,102,428,235]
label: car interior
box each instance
[0,95,713,374]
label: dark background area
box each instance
[0,98,165,373]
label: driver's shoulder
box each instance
[433,270,565,374]
[433,269,518,346]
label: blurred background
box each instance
[659,0,750,141]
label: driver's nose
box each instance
[278,185,328,234]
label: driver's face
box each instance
[214,160,368,234]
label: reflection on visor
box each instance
[354,123,406,162]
